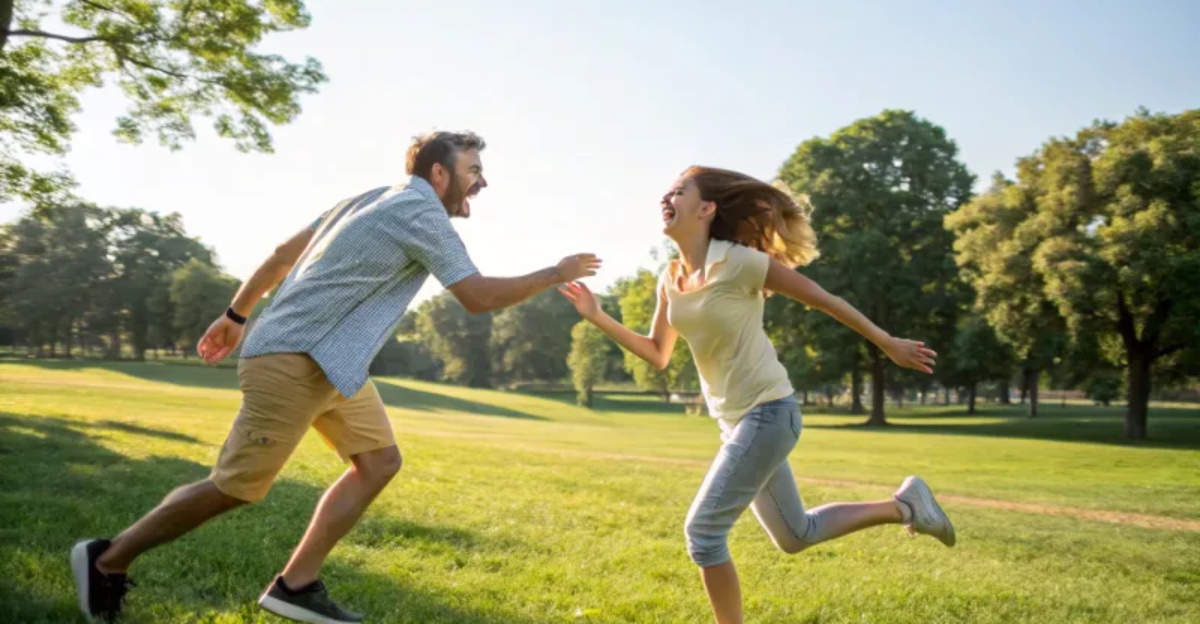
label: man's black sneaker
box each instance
[71,539,135,622]
[258,576,364,624]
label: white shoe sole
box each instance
[258,594,359,624]
[900,476,956,547]
[71,540,94,620]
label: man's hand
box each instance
[555,254,602,282]
[197,315,245,365]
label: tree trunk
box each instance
[851,365,865,415]
[585,387,594,409]
[1025,368,1040,418]
[920,391,927,405]
[1124,348,1152,440]
[943,386,950,405]
[968,381,977,415]
[107,329,122,360]
[0,0,14,52]
[865,344,887,426]
[49,341,57,358]
[999,379,1011,405]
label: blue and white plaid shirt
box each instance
[240,176,478,397]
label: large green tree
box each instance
[613,268,696,401]
[948,109,1200,439]
[778,109,974,425]
[764,294,860,407]
[0,203,108,355]
[1,0,325,202]
[947,173,1068,418]
[168,256,237,355]
[567,319,608,407]
[414,292,493,388]
[489,289,577,385]
[105,208,212,358]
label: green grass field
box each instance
[2,360,1199,623]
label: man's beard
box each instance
[443,171,466,216]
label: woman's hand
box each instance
[883,337,938,374]
[557,281,601,320]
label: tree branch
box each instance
[80,0,143,26]
[4,29,111,44]
[1143,298,1173,348]
[1155,343,1185,358]
[110,45,228,89]
[1115,293,1138,352]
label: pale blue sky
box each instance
[4,0,1197,303]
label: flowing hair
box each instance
[682,165,819,268]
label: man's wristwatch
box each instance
[225,307,247,325]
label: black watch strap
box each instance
[225,307,247,325]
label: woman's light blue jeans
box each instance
[684,394,833,567]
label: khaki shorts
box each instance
[210,353,395,502]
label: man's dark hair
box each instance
[405,131,486,181]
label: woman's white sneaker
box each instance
[893,476,956,547]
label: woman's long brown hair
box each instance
[682,165,820,268]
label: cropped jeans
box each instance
[684,394,835,567]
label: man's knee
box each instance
[353,445,402,486]
[197,479,252,510]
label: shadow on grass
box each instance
[8,359,551,422]
[374,379,546,421]
[0,411,550,624]
[803,404,1200,449]
[5,357,241,391]
[0,413,203,445]
[520,391,690,416]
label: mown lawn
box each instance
[2,360,1198,623]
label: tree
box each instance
[370,336,442,381]
[946,174,1068,418]
[597,291,630,384]
[0,204,109,356]
[613,268,696,401]
[764,294,857,407]
[568,320,608,407]
[106,208,212,359]
[168,257,237,355]
[942,314,1013,414]
[950,109,1200,439]
[778,109,974,426]
[414,293,493,388]
[1,0,325,203]
[489,289,577,385]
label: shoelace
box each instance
[100,575,136,622]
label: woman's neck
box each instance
[676,233,710,278]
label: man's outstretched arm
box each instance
[448,254,601,314]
